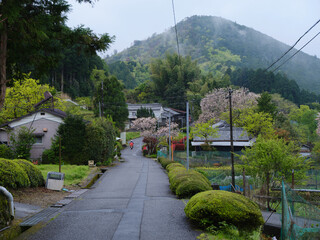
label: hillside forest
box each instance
[1,9,320,151]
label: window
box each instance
[34,136,42,144]
[33,133,44,144]
[40,112,45,116]
[132,112,136,116]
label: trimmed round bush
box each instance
[169,169,211,192]
[0,158,30,189]
[158,157,174,169]
[14,159,45,187]
[176,177,212,198]
[166,163,185,172]
[185,190,264,232]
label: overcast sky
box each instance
[67,0,320,59]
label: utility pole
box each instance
[169,112,171,159]
[59,136,62,173]
[228,89,236,191]
[186,101,190,170]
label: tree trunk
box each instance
[0,21,8,110]
[61,68,64,93]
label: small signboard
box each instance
[88,160,94,167]
[46,172,65,191]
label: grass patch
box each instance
[36,164,91,186]
[126,132,140,141]
[197,228,261,240]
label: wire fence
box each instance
[281,181,320,240]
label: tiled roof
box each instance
[193,121,251,142]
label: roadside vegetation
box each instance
[126,132,141,141]
[36,164,92,186]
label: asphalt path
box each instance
[24,138,200,240]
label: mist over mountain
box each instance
[105,15,320,94]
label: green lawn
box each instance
[126,132,140,141]
[36,164,92,186]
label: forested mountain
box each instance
[106,15,320,93]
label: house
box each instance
[191,120,255,151]
[0,108,66,160]
[127,103,186,128]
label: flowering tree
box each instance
[198,88,259,123]
[131,117,158,154]
[131,117,157,137]
[156,121,179,139]
[131,117,181,154]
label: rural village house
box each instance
[191,120,255,151]
[127,103,186,128]
[0,108,66,160]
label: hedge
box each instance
[185,190,264,232]
[158,157,174,169]
[14,159,45,187]
[0,158,30,189]
[166,163,185,172]
[165,162,212,199]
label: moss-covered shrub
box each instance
[158,157,174,169]
[0,158,30,189]
[0,193,11,229]
[185,190,264,232]
[14,159,45,187]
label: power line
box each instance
[272,30,320,72]
[265,18,320,71]
[171,0,181,57]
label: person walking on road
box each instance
[129,140,134,149]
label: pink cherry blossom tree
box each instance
[198,87,259,123]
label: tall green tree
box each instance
[93,69,128,129]
[0,75,64,124]
[84,118,116,163]
[0,0,113,110]
[150,53,201,110]
[289,105,318,143]
[257,92,277,119]
[241,136,309,193]
[137,107,155,118]
[57,114,87,165]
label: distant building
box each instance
[0,108,66,160]
[127,103,186,128]
[191,120,255,151]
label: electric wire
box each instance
[265,18,320,71]
[272,30,320,72]
[171,0,181,58]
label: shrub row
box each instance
[0,158,45,189]
[184,190,264,233]
[160,159,212,199]
[158,157,174,169]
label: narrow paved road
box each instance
[25,138,200,240]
